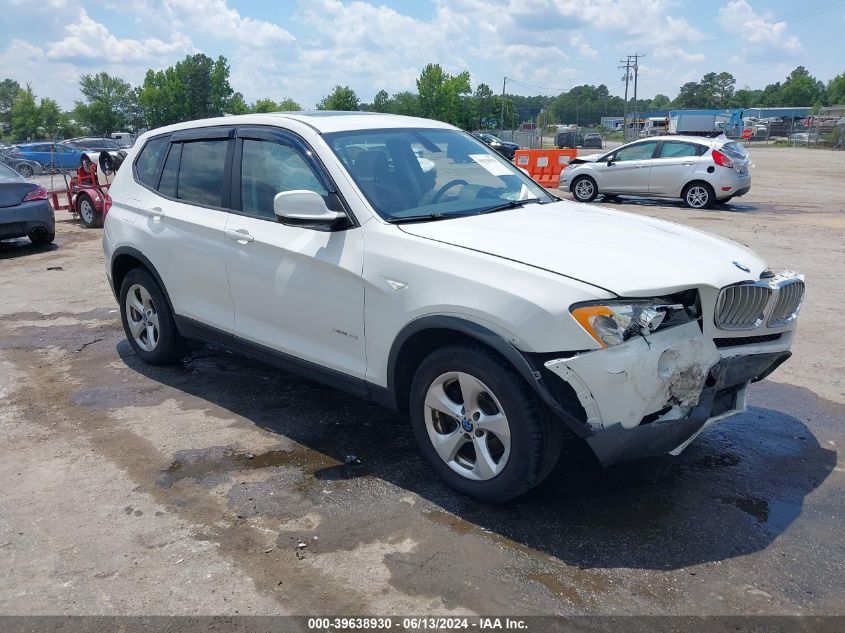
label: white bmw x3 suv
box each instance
[560,134,751,208]
[103,112,803,502]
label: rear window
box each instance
[174,140,231,207]
[721,142,747,159]
[135,136,169,188]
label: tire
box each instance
[409,344,563,503]
[29,231,55,245]
[16,163,33,178]
[77,193,103,228]
[571,176,598,202]
[119,268,184,365]
[682,182,715,209]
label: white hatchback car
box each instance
[103,113,803,502]
[560,134,751,208]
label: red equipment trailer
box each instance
[47,152,119,228]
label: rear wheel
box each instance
[409,345,563,502]
[29,230,55,245]
[571,176,598,202]
[119,269,184,365]
[77,193,103,228]
[16,163,34,178]
[682,182,715,209]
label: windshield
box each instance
[325,128,552,222]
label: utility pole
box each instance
[500,77,507,134]
[632,53,644,140]
[618,57,632,140]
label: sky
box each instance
[1,0,843,110]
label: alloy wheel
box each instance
[423,371,511,481]
[686,185,710,208]
[125,283,160,352]
[574,179,595,200]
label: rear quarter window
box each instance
[134,136,170,188]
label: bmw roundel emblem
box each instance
[461,418,473,432]
[733,261,751,273]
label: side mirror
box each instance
[273,190,344,225]
[606,158,614,166]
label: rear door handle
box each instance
[635,163,646,168]
[683,162,695,166]
[147,206,165,218]
[225,228,254,243]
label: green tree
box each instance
[415,63,471,125]
[38,98,61,138]
[278,98,301,111]
[828,72,845,105]
[137,54,234,127]
[371,90,389,113]
[386,91,419,116]
[473,83,495,129]
[316,85,359,111]
[251,98,280,113]
[75,72,137,135]
[780,66,826,106]
[650,94,671,109]
[226,92,250,115]
[0,78,21,131]
[11,84,40,141]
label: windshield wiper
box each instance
[476,198,543,215]
[386,212,472,225]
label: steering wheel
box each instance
[431,179,468,204]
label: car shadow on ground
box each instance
[121,341,837,572]
[0,238,58,259]
[589,194,760,213]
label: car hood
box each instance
[398,200,767,295]
[570,154,602,164]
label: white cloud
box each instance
[161,0,295,47]
[45,10,192,64]
[717,0,803,60]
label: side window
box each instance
[175,139,231,208]
[135,136,169,188]
[658,141,699,158]
[157,143,181,198]
[240,139,327,219]
[614,141,658,162]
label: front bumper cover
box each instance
[541,321,791,465]
[582,350,789,465]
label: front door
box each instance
[600,140,658,194]
[224,127,366,379]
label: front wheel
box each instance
[571,176,598,202]
[682,182,715,209]
[409,345,563,502]
[77,193,103,228]
[119,269,184,365]
[17,163,34,178]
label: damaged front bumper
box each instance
[543,322,791,465]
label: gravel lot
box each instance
[1,146,843,617]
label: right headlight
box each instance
[570,302,670,348]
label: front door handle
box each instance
[635,163,647,168]
[683,162,695,166]
[147,206,165,218]
[225,228,254,244]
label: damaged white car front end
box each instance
[544,271,803,465]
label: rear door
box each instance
[601,140,658,193]
[139,128,235,332]
[224,126,366,378]
[649,140,703,195]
